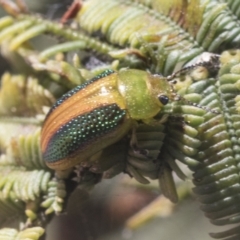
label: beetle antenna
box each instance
[165,53,220,114]
[167,54,220,81]
[172,92,219,114]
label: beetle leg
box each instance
[130,124,152,159]
[143,114,169,125]
[55,168,73,179]
[158,114,169,123]
[73,165,102,185]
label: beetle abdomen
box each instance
[42,103,131,170]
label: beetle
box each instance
[41,61,218,171]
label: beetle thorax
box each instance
[117,69,172,120]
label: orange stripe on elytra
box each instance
[41,73,126,152]
[42,74,116,138]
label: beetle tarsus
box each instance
[132,144,152,159]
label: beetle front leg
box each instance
[130,123,151,159]
[142,114,169,125]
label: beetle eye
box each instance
[158,95,169,105]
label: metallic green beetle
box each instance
[41,68,177,170]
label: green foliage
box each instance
[0,227,44,240]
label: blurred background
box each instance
[46,174,221,240]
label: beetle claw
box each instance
[131,144,152,159]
